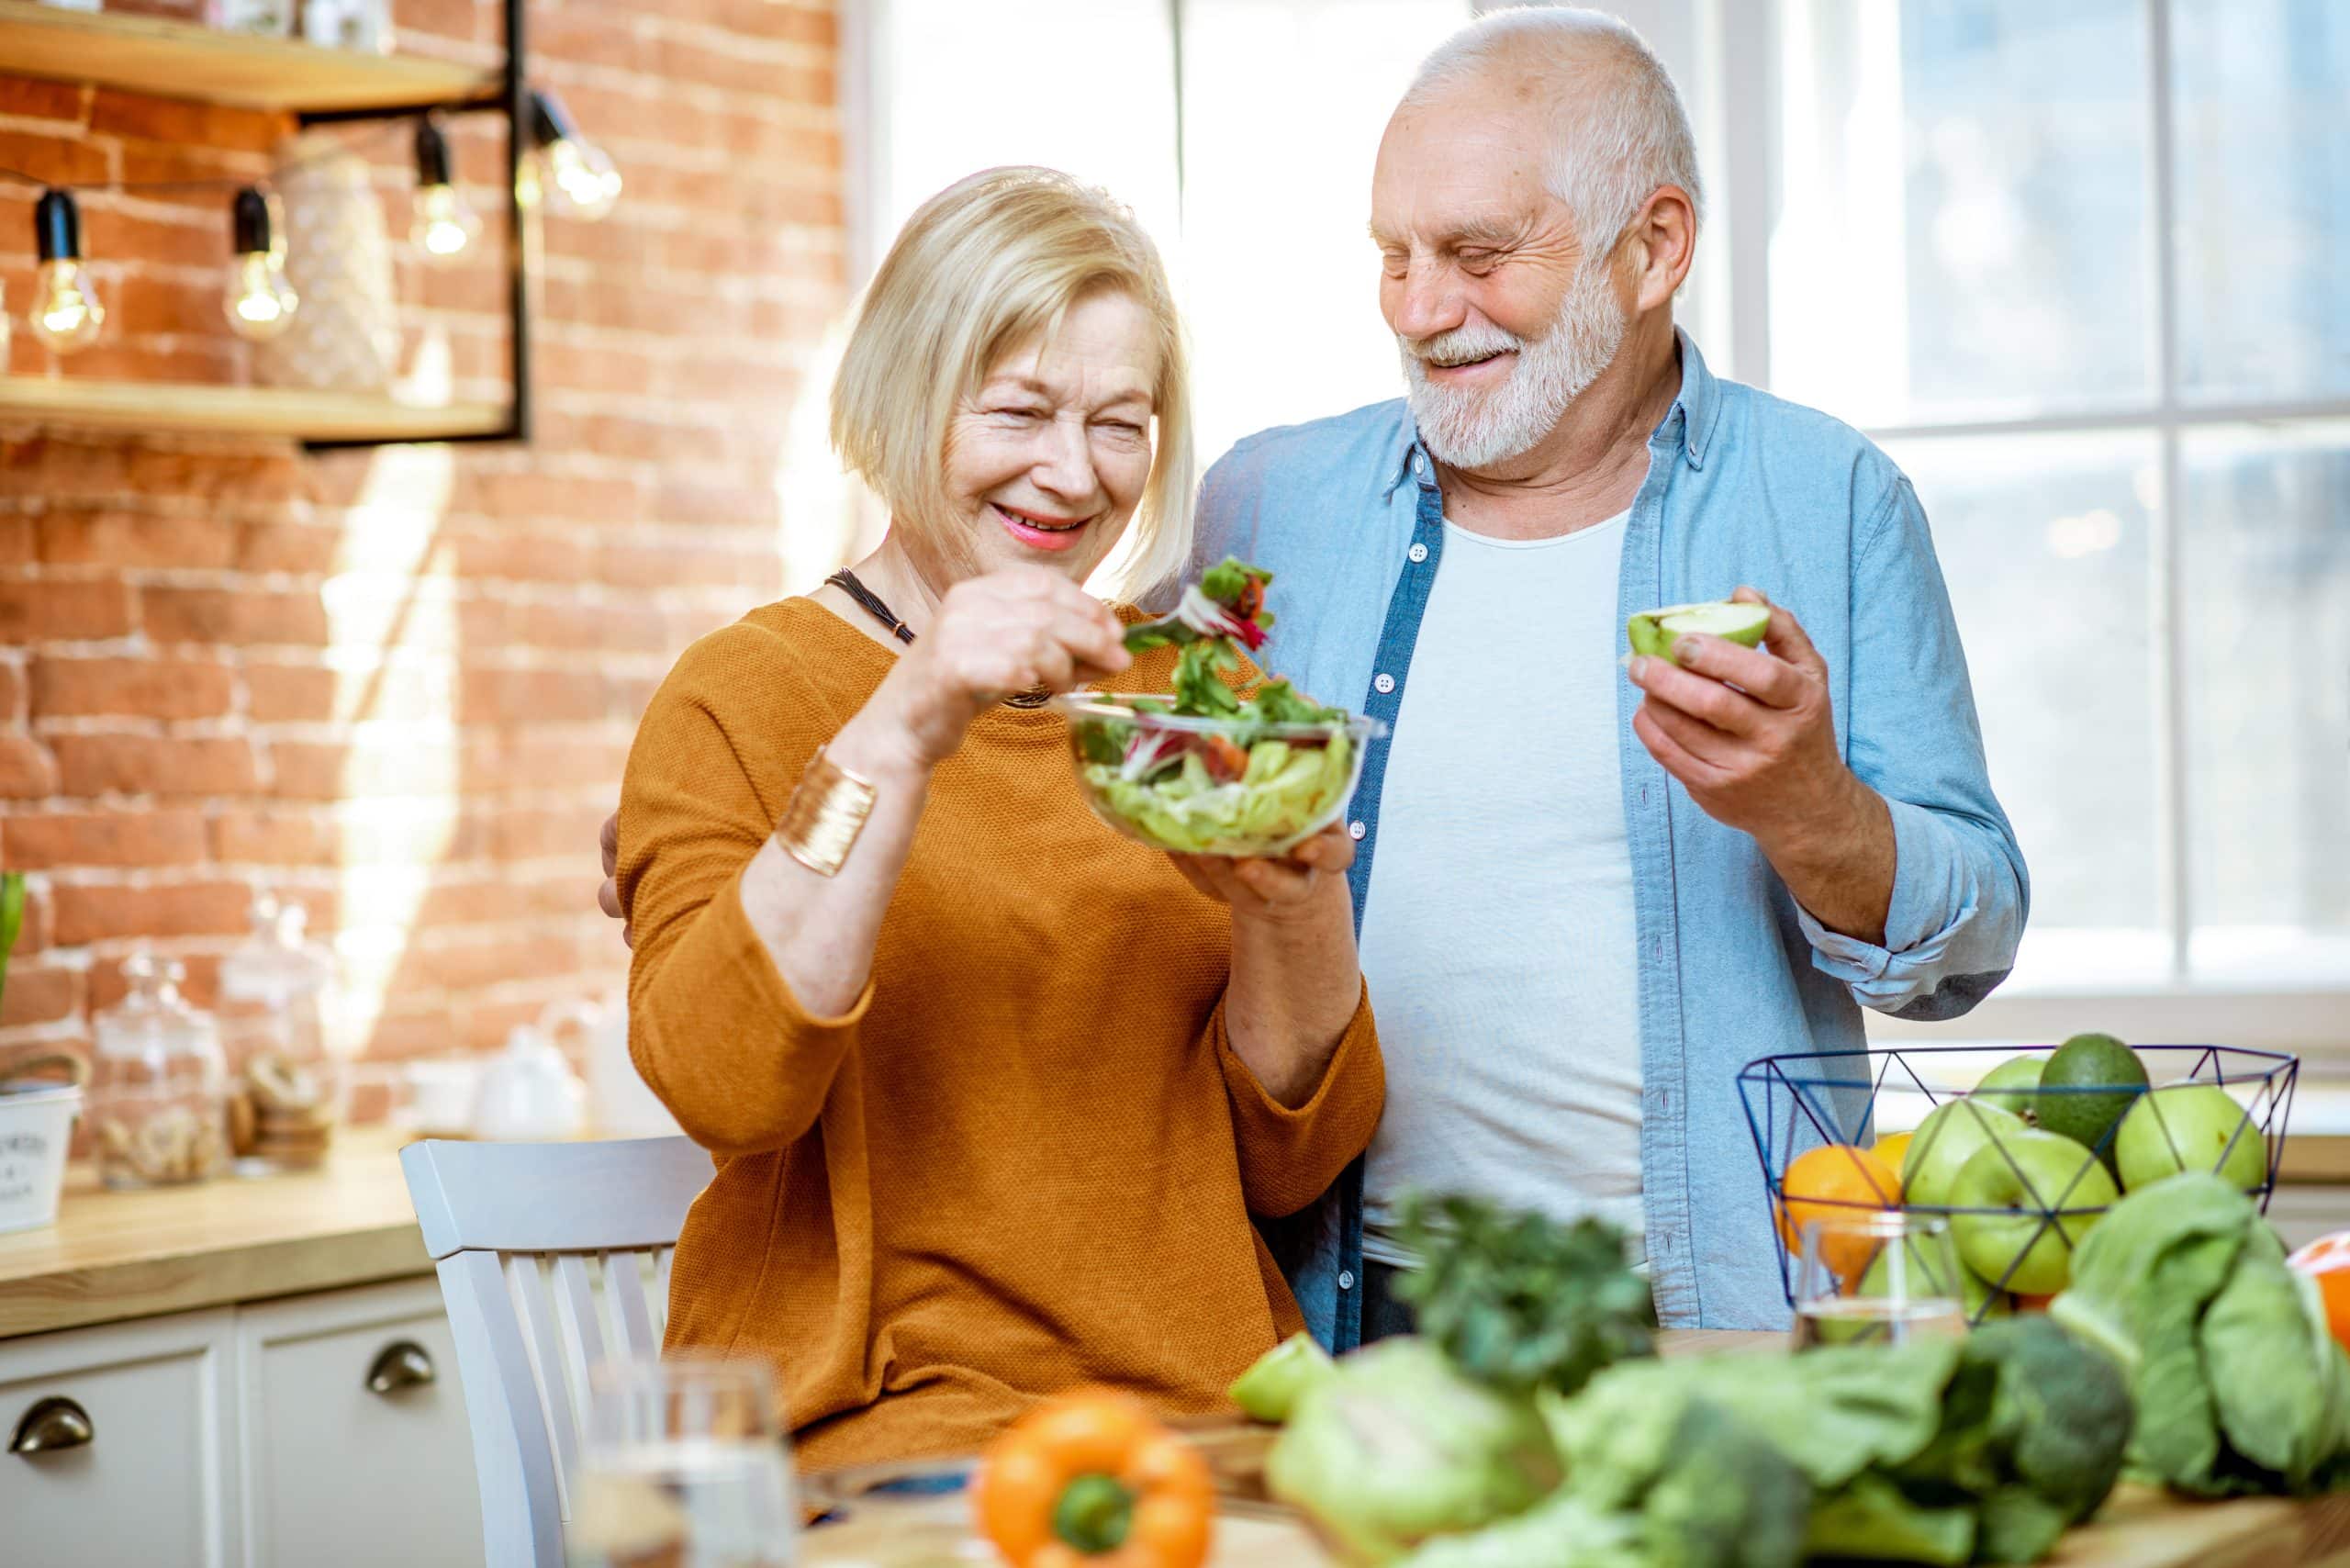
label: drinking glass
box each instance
[1792,1211,1970,1350]
[565,1356,798,1568]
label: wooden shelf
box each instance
[0,0,497,113]
[0,376,508,442]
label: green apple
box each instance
[2114,1084,2266,1193]
[2033,1033,2148,1170]
[1228,1330,1335,1423]
[1949,1128,2119,1296]
[1901,1098,2028,1210]
[1973,1054,2045,1120]
[1626,601,1771,666]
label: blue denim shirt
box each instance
[1189,331,2029,1338]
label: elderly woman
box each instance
[616,167,1382,1470]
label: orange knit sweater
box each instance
[617,598,1384,1472]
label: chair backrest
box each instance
[400,1137,713,1568]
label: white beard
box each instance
[1398,258,1628,470]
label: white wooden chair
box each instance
[400,1137,714,1568]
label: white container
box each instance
[398,1058,483,1139]
[585,995,681,1140]
[0,1074,83,1235]
[469,1007,588,1142]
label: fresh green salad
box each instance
[1067,557,1367,856]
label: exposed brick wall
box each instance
[0,0,845,1104]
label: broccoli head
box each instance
[1641,1394,1808,1568]
[1965,1316,2133,1524]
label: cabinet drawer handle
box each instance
[365,1339,437,1395]
[10,1397,93,1456]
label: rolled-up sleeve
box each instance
[620,628,867,1157]
[1811,476,2031,1020]
[1214,983,1383,1219]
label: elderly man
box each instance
[1205,6,2025,1341]
[598,5,2024,1338]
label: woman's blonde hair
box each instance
[831,167,1194,604]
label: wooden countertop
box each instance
[804,1484,2350,1568]
[2269,1082,2350,1185]
[0,1104,2344,1344]
[0,1128,430,1340]
[804,1331,2350,1568]
[2282,1133,2350,1185]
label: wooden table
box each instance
[0,1126,430,1338]
[800,1330,2350,1568]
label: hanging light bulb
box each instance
[222,186,298,342]
[526,90,622,219]
[28,189,105,354]
[410,117,481,265]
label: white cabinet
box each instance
[234,1278,484,1568]
[0,1281,486,1568]
[1,1308,240,1568]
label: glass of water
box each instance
[1792,1211,1970,1350]
[566,1356,798,1568]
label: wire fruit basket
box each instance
[1738,1044,2297,1323]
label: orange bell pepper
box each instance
[974,1390,1215,1568]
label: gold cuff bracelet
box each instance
[775,745,878,877]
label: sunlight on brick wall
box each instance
[0,0,847,1098]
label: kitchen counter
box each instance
[0,1126,431,1338]
[4,1103,2347,1343]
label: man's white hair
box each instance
[1403,6,1703,260]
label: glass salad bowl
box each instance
[1056,694,1383,857]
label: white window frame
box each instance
[1700,0,2350,1053]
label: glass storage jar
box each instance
[218,894,342,1174]
[90,952,229,1189]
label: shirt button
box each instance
[1373,673,1396,694]
[1407,543,1429,564]
[1413,455,1427,477]
[1348,821,1366,841]
[1337,1271,1356,1290]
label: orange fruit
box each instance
[2288,1231,2350,1352]
[1780,1143,1903,1284]
[1874,1132,1915,1173]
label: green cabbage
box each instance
[1264,1338,1561,1564]
[2052,1172,2350,1495]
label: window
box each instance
[844,0,1722,537]
[851,0,1473,471]
[1749,0,2350,1047]
[845,0,2348,1046]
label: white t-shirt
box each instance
[1357,511,1645,1263]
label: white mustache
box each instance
[1404,323,1526,369]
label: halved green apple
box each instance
[1626,600,1772,665]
